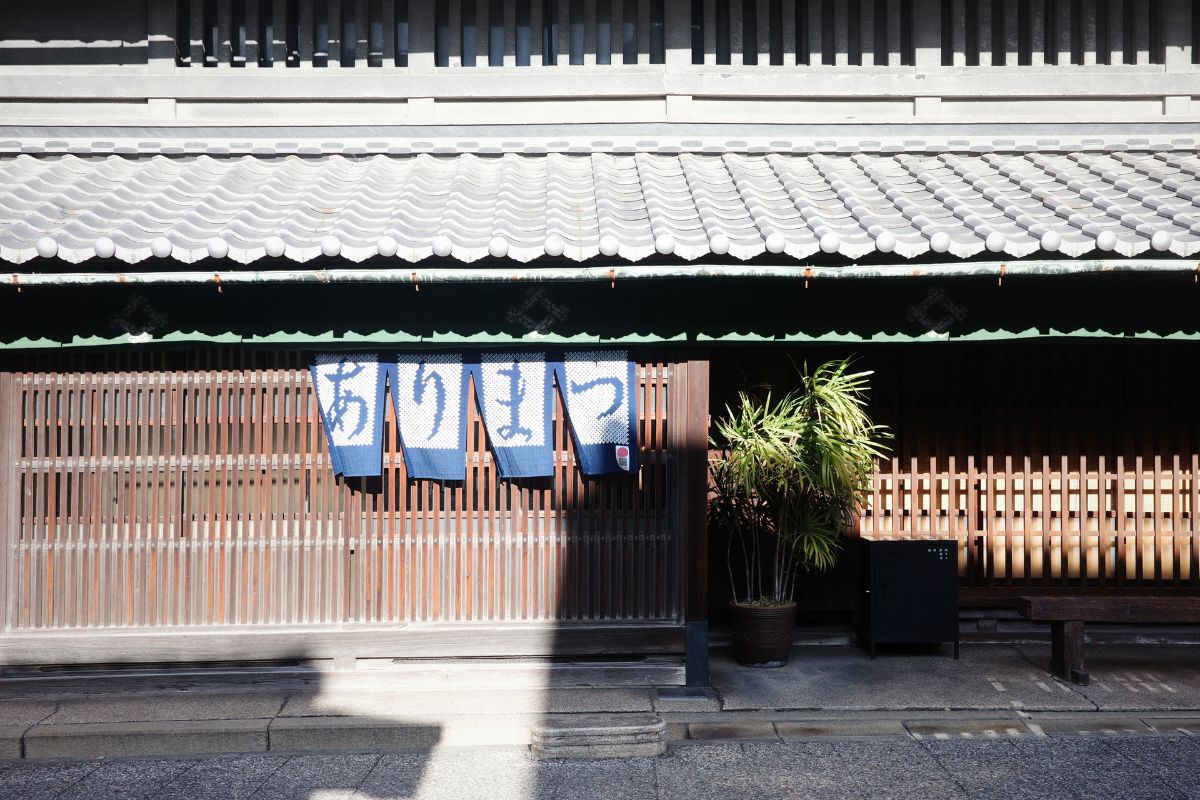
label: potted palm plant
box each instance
[711,358,890,667]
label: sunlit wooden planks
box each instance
[2,351,681,633]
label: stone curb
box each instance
[24,719,268,760]
[1,711,1196,761]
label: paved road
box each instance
[3,736,1199,799]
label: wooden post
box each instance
[1050,619,1088,684]
[0,373,17,634]
[676,356,710,687]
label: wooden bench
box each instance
[1017,596,1200,686]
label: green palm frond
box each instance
[710,357,892,605]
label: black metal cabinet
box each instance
[858,539,959,659]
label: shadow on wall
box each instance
[0,0,148,65]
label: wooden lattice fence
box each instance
[0,351,689,664]
[860,455,1200,603]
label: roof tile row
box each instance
[1,150,1198,265]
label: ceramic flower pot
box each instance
[728,600,798,667]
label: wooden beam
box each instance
[0,372,15,634]
[0,623,686,666]
[677,355,711,687]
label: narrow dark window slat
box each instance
[848,0,861,65]
[622,0,638,63]
[743,0,758,64]
[176,0,191,64]
[342,0,358,66]
[597,0,613,63]
[691,0,705,63]
[1043,0,1055,63]
[716,0,731,63]
[941,0,953,65]
[286,0,300,66]
[489,0,505,65]
[463,0,478,66]
[1147,0,1156,64]
[543,0,559,65]
[1016,0,1030,63]
[769,0,783,64]
[965,0,978,65]
[1193,0,1200,64]
[1096,0,1109,64]
[650,0,665,63]
[394,0,409,66]
[822,0,835,65]
[435,0,450,67]
[204,0,220,65]
[1070,0,1082,64]
[260,0,275,65]
[569,0,585,63]
[875,0,888,65]
[797,0,810,63]
[900,0,913,64]
[516,0,532,65]
[992,0,1005,64]
[368,0,384,66]
[232,0,247,65]
[1123,0,1135,64]
[314,0,330,66]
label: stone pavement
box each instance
[1,643,1199,761]
[2,736,1199,799]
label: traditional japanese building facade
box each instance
[1,0,1198,683]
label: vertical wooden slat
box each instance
[847,0,862,63]
[1037,454,1049,586]
[1191,453,1199,585]
[1001,455,1012,584]
[0,373,16,633]
[394,0,410,65]
[218,0,235,64]
[47,376,62,629]
[597,0,614,62]
[462,0,479,65]
[1171,454,1181,586]
[1097,455,1108,589]
[715,0,732,61]
[622,0,639,61]
[1116,454,1127,586]
[1134,455,1144,584]
[983,455,994,586]
[515,0,533,63]
[1058,455,1069,588]
[1153,454,1163,585]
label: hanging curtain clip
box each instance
[803,267,814,289]
[412,272,420,292]
[998,262,1007,287]
[213,273,222,293]
[608,268,617,289]
[1194,262,1199,283]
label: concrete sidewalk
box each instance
[2,643,1198,761]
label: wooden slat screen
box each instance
[174,0,1175,68]
[692,0,916,65]
[2,352,680,632]
[860,455,1200,595]
[175,0,667,67]
[940,0,1165,65]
